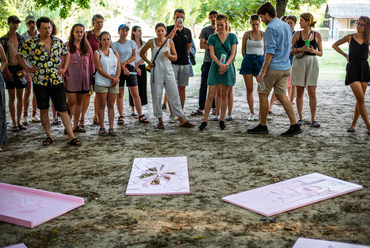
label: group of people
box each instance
[0,2,369,146]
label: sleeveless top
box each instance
[95,48,118,87]
[134,41,146,64]
[345,35,370,85]
[246,31,264,55]
[296,31,318,56]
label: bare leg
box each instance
[23,82,31,118]
[258,93,269,126]
[116,87,124,117]
[15,89,24,126]
[203,85,218,123]
[40,108,52,138]
[289,86,296,103]
[81,93,91,125]
[220,84,230,121]
[74,93,85,128]
[178,85,186,110]
[296,86,305,120]
[275,94,297,125]
[128,86,143,116]
[97,92,108,130]
[59,111,75,141]
[243,74,254,114]
[66,92,77,128]
[32,88,38,117]
[350,81,370,131]
[350,82,367,128]
[307,86,317,122]
[215,88,221,116]
[107,93,117,129]
[227,86,233,116]
[7,89,16,127]
[268,93,277,113]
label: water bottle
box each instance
[258,81,265,91]
[17,72,27,86]
[305,39,310,47]
[220,54,227,64]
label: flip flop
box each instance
[347,127,356,132]
[74,126,86,132]
[12,126,19,132]
[311,121,320,128]
[117,116,124,125]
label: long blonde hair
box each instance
[358,16,370,45]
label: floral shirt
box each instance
[0,32,25,62]
[18,35,68,86]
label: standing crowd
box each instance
[0,2,369,146]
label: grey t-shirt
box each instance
[199,26,216,62]
[112,40,137,67]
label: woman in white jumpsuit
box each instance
[140,23,194,129]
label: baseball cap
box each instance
[8,16,21,23]
[118,24,130,31]
[25,15,36,23]
[209,11,218,15]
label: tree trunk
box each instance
[276,0,288,18]
[189,16,196,38]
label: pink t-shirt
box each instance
[64,43,95,92]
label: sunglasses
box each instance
[357,23,366,27]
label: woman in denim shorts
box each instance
[240,15,264,122]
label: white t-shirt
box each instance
[21,30,39,68]
[112,40,137,67]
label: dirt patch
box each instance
[0,77,369,247]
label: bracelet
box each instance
[296,48,298,53]
[112,77,115,80]
[173,29,176,33]
[62,68,66,72]
[5,70,9,74]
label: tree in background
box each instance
[195,0,326,31]
[135,0,200,37]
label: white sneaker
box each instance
[254,115,260,121]
[22,116,28,125]
[247,113,255,121]
[32,115,41,123]
[169,115,175,123]
[267,115,273,121]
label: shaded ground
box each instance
[0,74,369,248]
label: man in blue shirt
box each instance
[248,2,302,136]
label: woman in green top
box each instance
[199,14,238,131]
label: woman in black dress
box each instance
[333,16,370,134]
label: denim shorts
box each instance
[240,54,264,76]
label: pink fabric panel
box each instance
[293,238,370,248]
[126,157,190,195]
[0,183,84,228]
[222,173,363,217]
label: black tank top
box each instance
[296,31,318,56]
[349,35,369,62]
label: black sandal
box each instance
[99,128,108,136]
[108,128,117,136]
[43,137,54,146]
[139,115,149,123]
[68,138,82,146]
[117,116,124,125]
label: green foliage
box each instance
[195,0,327,32]
[33,0,104,19]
